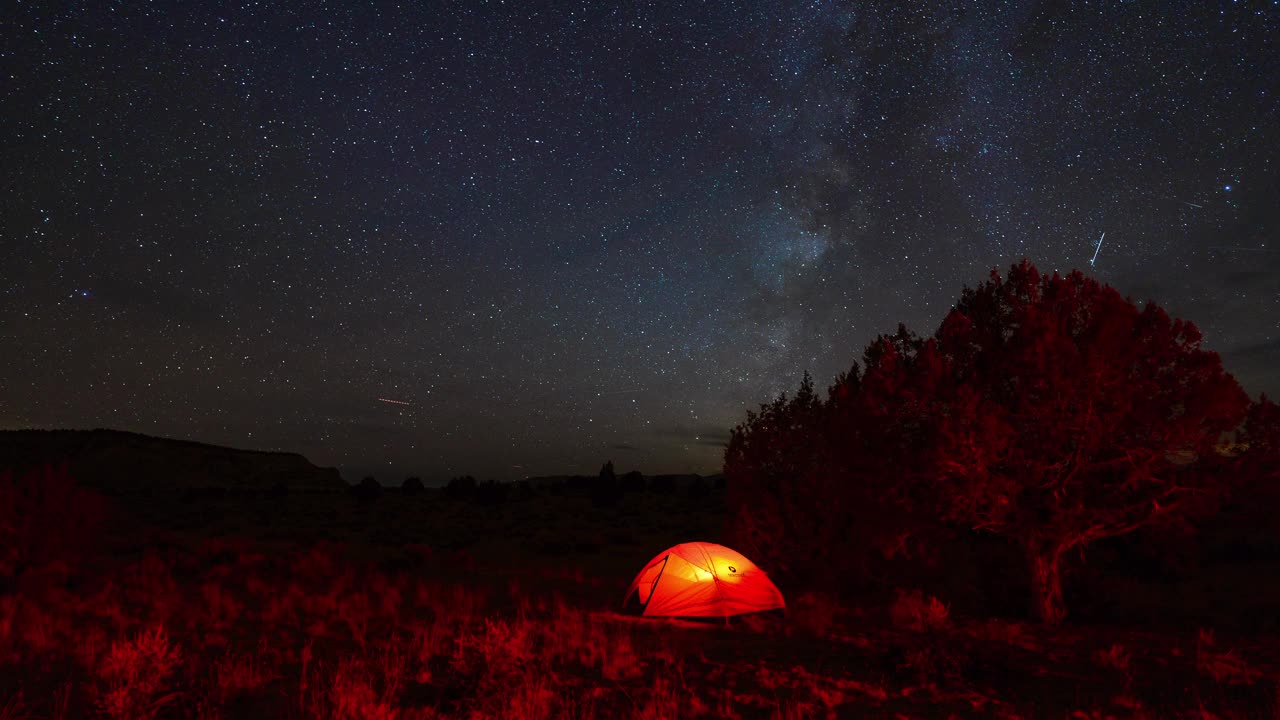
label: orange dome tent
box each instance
[623,542,785,618]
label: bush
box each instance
[889,589,950,632]
[725,369,927,594]
[789,592,839,638]
[512,480,536,500]
[93,627,182,720]
[350,476,383,501]
[445,475,477,499]
[476,480,509,506]
[1196,628,1262,685]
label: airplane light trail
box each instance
[377,398,412,406]
[1089,231,1106,267]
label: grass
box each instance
[2,471,1279,718]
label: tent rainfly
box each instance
[623,542,785,618]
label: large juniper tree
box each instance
[880,261,1250,624]
[726,261,1253,624]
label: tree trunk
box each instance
[1028,542,1067,625]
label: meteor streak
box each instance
[1089,231,1106,267]
[595,389,646,396]
[377,398,412,406]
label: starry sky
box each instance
[3,2,1277,483]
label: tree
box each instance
[445,475,477,499]
[350,475,383,501]
[592,460,621,508]
[476,479,509,506]
[1238,396,1280,475]
[401,476,426,494]
[1231,396,1280,522]
[726,359,940,594]
[621,470,646,493]
[725,371,830,580]
[875,262,1251,624]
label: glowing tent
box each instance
[623,542,785,618]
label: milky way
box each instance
[3,2,1276,482]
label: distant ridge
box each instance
[0,428,347,493]
[522,473,723,490]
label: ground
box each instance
[2,476,1278,719]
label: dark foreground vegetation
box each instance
[5,459,1280,719]
[4,464,1280,719]
[728,262,1278,626]
[3,263,1279,718]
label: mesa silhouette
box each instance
[0,428,346,495]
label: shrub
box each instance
[213,651,275,701]
[790,591,839,638]
[350,476,382,501]
[445,475,477,499]
[93,627,183,720]
[899,644,967,687]
[620,470,645,493]
[889,589,950,632]
[1195,628,1261,685]
[325,659,399,720]
[1094,643,1131,673]
[475,480,509,506]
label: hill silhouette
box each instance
[0,428,346,494]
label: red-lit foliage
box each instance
[1234,396,1280,505]
[728,262,1253,625]
[724,371,829,581]
[2,465,1280,717]
[909,262,1250,624]
[889,589,950,633]
[93,627,182,720]
[724,364,932,593]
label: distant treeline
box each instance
[341,461,725,506]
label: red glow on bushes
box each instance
[1,464,1278,717]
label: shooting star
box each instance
[1184,201,1203,209]
[377,397,412,406]
[1089,231,1106,267]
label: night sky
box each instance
[3,2,1277,483]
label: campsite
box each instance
[5,1,1279,717]
[3,379,1280,719]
